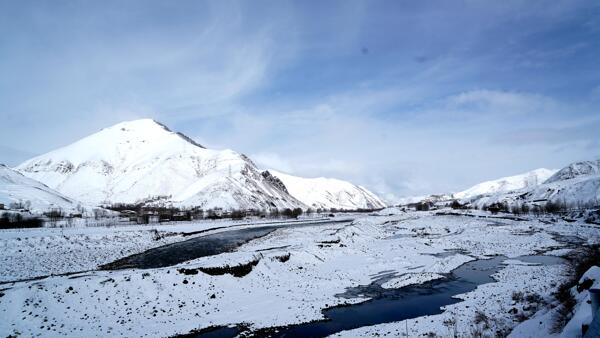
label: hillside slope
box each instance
[465,160,600,208]
[17,119,305,210]
[0,164,83,214]
[453,168,557,199]
[268,170,386,210]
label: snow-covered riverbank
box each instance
[1,208,599,337]
[0,217,340,282]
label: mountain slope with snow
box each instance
[453,168,557,200]
[16,119,305,210]
[465,160,600,208]
[544,159,600,183]
[267,170,386,210]
[0,165,82,214]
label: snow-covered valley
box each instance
[4,1,600,337]
[2,119,600,338]
[1,208,599,337]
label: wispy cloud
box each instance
[446,90,559,117]
[1,0,600,200]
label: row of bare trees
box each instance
[410,198,599,216]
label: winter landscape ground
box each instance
[1,119,600,338]
[1,206,600,338]
[3,2,600,338]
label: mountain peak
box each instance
[104,119,205,149]
[106,118,166,130]
[545,159,600,183]
[15,119,385,210]
[103,118,176,137]
[16,120,304,209]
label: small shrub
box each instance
[231,210,244,220]
[515,311,530,323]
[274,253,291,263]
[469,324,486,338]
[511,291,524,302]
[450,200,464,210]
[551,245,600,333]
[577,278,594,292]
[524,292,544,305]
[474,309,490,329]
[443,317,458,338]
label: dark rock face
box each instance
[153,119,206,149]
[175,132,206,149]
[261,170,289,194]
[54,161,74,174]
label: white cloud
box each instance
[447,89,558,116]
[2,0,599,202]
[183,85,600,202]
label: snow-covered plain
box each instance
[1,208,599,337]
[0,217,338,282]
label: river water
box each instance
[191,254,565,338]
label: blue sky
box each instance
[1,1,599,201]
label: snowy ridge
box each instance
[465,160,600,207]
[0,164,82,214]
[395,169,556,207]
[268,170,386,210]
[453,168,557,199]
[544,159,600,183]
[395,195,430,205]
[16,119,306,210]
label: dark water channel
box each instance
[191,254,565,338]
[100,220,351,270]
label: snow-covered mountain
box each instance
[16,119,305,210]
[466,160,600,208]
[0,164,83,214]
[453,168,557,199]
[395,195,430,206]
[267,170,386,210]
[544,159,600,184]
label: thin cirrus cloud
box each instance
[446,90,559,118]
[1,0,600,201]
